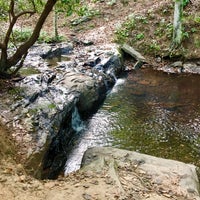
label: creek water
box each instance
[65,68,200,174]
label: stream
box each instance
[65,67,200,174]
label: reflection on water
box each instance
[65,68,200,174]
[46,55,71,67]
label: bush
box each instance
[11,28,32,43]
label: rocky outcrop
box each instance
[158,60,200,74]
[121,43,146,69]
[0,43,124,179]
[82,147,200,200]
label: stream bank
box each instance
[0,41,200,199]
[0,42,124,179]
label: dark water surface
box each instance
[65,68,200,174]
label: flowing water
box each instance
[65,68,200,174]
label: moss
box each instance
[19,67,40,76]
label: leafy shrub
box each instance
[11,28,32,43]
[38,31,65,43]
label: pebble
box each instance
[83,185,90,188]
[90,180,99,185]
[82,193,92,200]
[0,177,7,182]
[19,175,26,182]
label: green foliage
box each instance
[194,39,200,48]
[115,14,149,43]
[75,5,99,17]
[0,0,44,17]
[194,16,200,23]
[19,67,40,76]
[183,0,189,7]
[135,33,144,40]
[191,28,197,33]
[182,31,189,39]
[148,40,161,55]
[135,15,148,24]
[0,2,9,20]
[107,0,117,6]
[166,23,173,38]
[115,17,136,43]
[56,0,80,16]
[48,103,56,109]
[38,31,65,43]
[9,28,65,45]
[8,87,24,100]
[154,22,173,39]
[11,29,32,43]
[69,3,100,27]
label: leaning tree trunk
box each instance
[53,7,59,40]
[0,0,57,77]
[172,0,183,48]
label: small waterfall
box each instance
[110,72,117,82]
[106,68,117,82]
[71,106,84,132]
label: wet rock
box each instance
[1,43,124,179]
[183,63,200,74]
[159,61,200,74]
[82,40,94,46]
[84,57,101,67]
[40,43,73,59]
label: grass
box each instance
[10,28,65,45]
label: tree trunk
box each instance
[53,8,59,40]
[0,0,57,76]
[172,0,183,47]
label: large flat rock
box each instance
[82,147,200,200]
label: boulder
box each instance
[82,147,200,200]
[1,43,124,179]
[183,63,200,74]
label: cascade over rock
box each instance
[0,42,124,179]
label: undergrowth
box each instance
[114,3,200,59]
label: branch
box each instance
[16,11,36,19]
[4,18,17,48]
[0,43,5,49]
[9,0,15,18]
[8,0,58,68]
[15,0,37,18]
[4,4,36,49]
[12,51,28,75]
[31,0,36,12]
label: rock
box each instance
[40,43,73,59]
[82,40,94,46]
[1,43,124,179]
[82,147,200,200]
[133,60,144,69]
[82,193,92,200]
[121,43,146,62]
[170,61,183,68]
[71,16,91,26]
[160,61,200,74]
[183,63,200,74]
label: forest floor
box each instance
[0,0,200,199]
